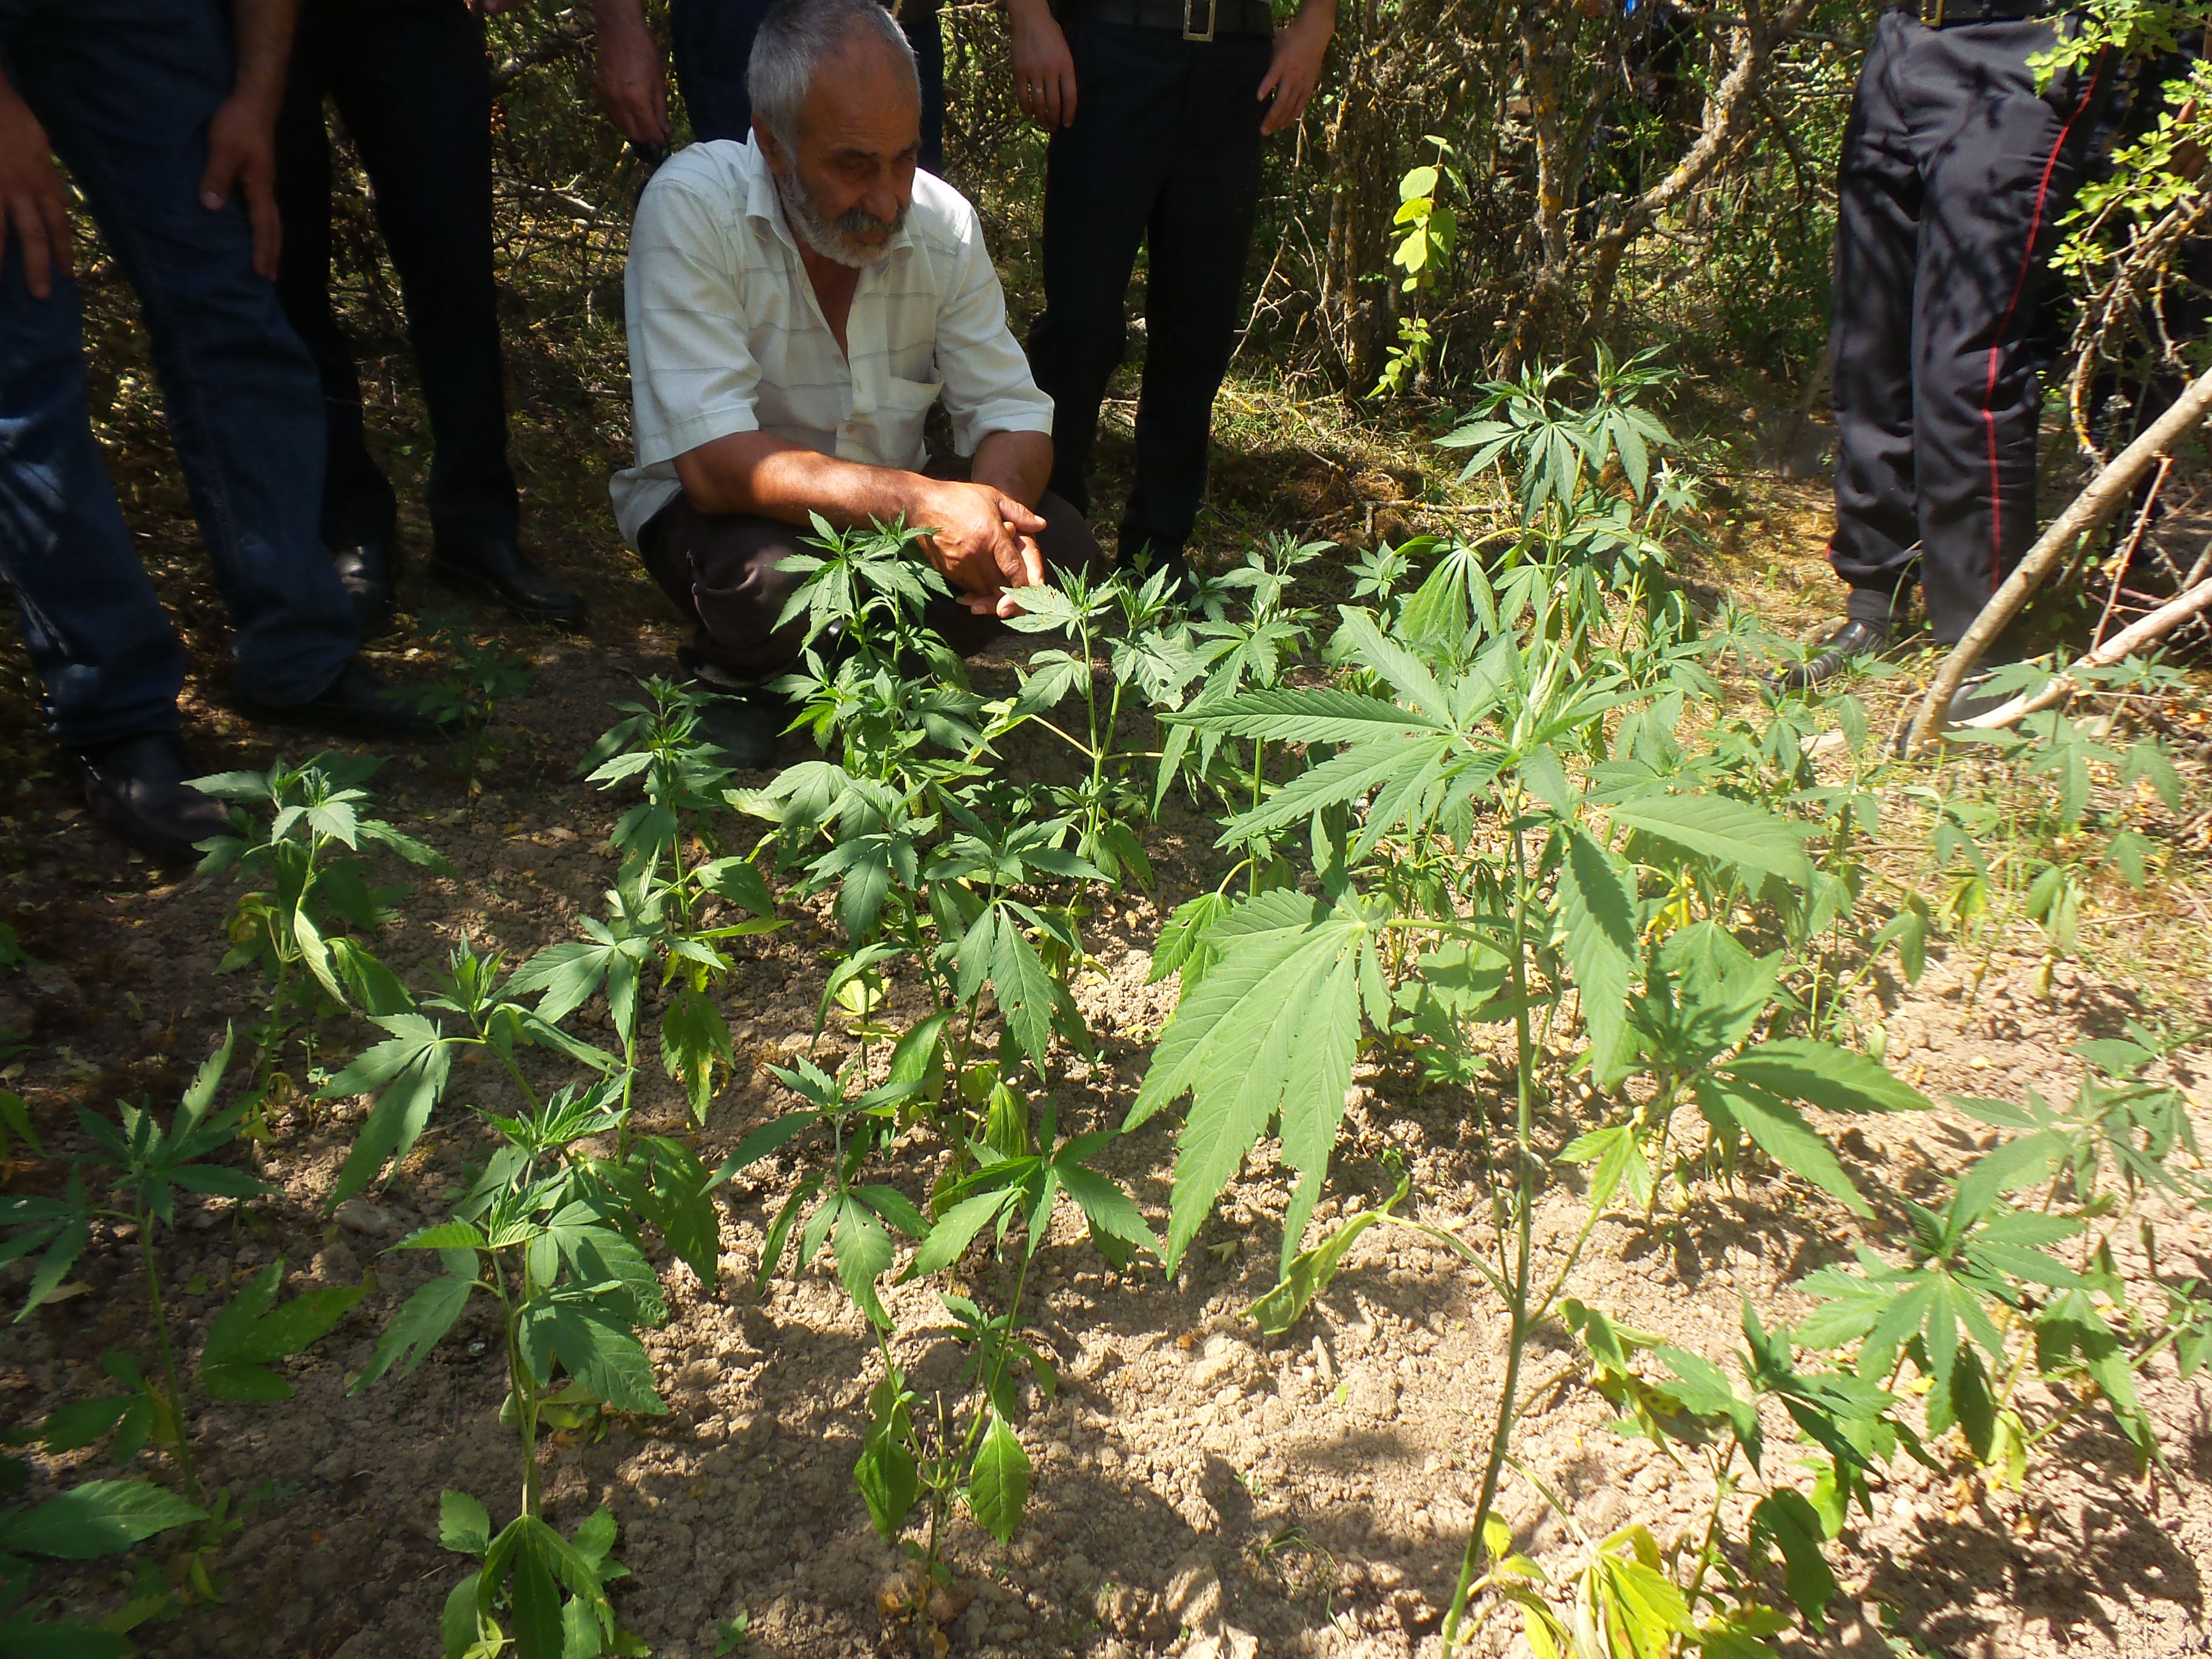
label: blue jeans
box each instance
[671,0,945,172]
[0,0,357,749]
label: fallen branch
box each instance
[1905,361,2212,754]
[1951,573,2212,732]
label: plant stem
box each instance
[138,1213,201,1506]
[1443,811,1541,1649]
[495,1250,541,1518]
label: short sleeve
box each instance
[933,197,1054,455]
[625,168,765,466]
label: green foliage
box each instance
[1438,347,1678,520]
[410,609,536,789]
[570,678,784,1124]
[194,756,449,1091]
[438,1492,645,1659]
[356,1075,680,1435]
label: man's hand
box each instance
[594,0,671,144]
[1257,0,1333,136]
[917,477,1048,616]
[200,92,283,279]
[0,80,70,301]
[1008,0,1077,131]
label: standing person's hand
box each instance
[0,82,70,300]
[594,0,671,144]
[1256,0,1333,136]
[200,91,283,279]
[1008,0,1078,131]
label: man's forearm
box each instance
[970,429,1052,509]
[594,0,652,35]
[674,432,937,528]
[230,0,302,111]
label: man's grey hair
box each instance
[746,0,920,153]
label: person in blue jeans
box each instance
[0,0,439,862]
[592,0,943,170]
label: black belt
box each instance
[1911,0,2064,24]
[1061,0,1276,39]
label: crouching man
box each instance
[611,0,1100,766]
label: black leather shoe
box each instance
[242,658,447,742]
[430,537,586,626]
[74,732,233,863]
[1771,617,1890,692]
[332,537,399,635]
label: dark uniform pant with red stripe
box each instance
[1829,8,2106,644]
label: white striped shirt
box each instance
[609,136,1055,548]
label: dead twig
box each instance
[1906,363,2212,754]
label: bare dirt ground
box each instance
[5,283,2211,1659]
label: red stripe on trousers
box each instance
[1983,61,2102,593]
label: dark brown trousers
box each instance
[636,460,1105,683]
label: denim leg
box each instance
[0,249,187,747]
[9,0,357,710]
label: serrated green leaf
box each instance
[0,1479,205,1559]
[199,1261,366,1401]
[1557,826,1637,1084]
[1125,890,1377,1272]
[353,1273,475,1392]
[323,1015,455,1207]
[966,1413,1030,1546]
[1699,1078,1869,1216]
[441,1490,493,1557]
[1611,794,1812,888]
[1248,1181,1406,1335]
[1749,1489,1835,1627]
[1720,1037,1931,1115]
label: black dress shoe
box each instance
[241,659,447,742]
[430,537,587,626]
[74,732,233,862]
[332,537,399,635]
[1771,617,1890,692]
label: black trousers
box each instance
[1025,21,1270,558]
[273,0,518,549]
[1829,8,2107,643]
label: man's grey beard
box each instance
[774,164,905,269]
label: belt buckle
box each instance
[1918,0,1943,22]
[1183,0,1215,41]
